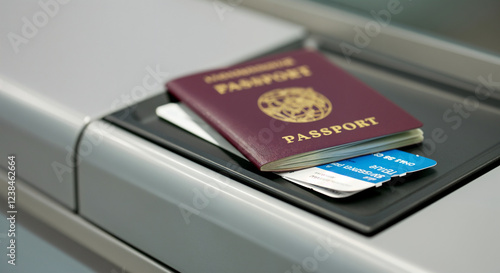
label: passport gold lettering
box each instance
[320,128,333,135]
[212,65,312,95]
[204,57,295,84]
[298,65,312,77]
[309,130,322,138]
[354,119,371,127]
[365,117,378,125]
[282,117,379,144]
[330,125,342,133]
[250,77,264,86]
[228,82,242,92]
[342,123,356,130]
[298,134,311,141]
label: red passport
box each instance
[166,49,423,171]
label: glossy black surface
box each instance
[105,52,500,235]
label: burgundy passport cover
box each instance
[167,49,422,171]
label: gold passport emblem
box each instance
[257,87,332,123]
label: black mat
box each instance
[105,54,500,235]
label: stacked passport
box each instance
[164,49,423,171]
[157,49,434,197]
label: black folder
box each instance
[105,51,500,235]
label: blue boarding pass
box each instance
[317,149,437,184]
[281,149,436,197]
